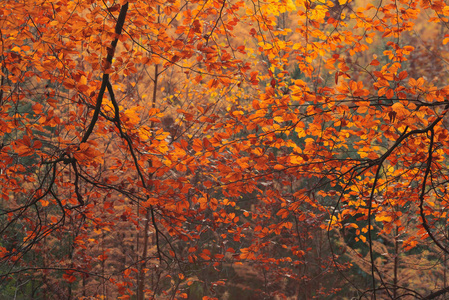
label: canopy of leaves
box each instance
[2,0,449,299]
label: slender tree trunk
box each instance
[137,209,152,300]
[445,226,448,289]
[82,275,86,298]
[137,61,159,300]
[393,226,399,299]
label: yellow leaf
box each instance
[286,0,296,11]
[274,116,284,123]
[80,75,87,85]
[375,214,393,222]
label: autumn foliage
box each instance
[3,0,449,298]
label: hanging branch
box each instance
[80,2,129,144]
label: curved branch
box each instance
[419,128,449,255]
[423,286,449,300]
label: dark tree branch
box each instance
[419,128,449,255]
[80,3,129,144]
